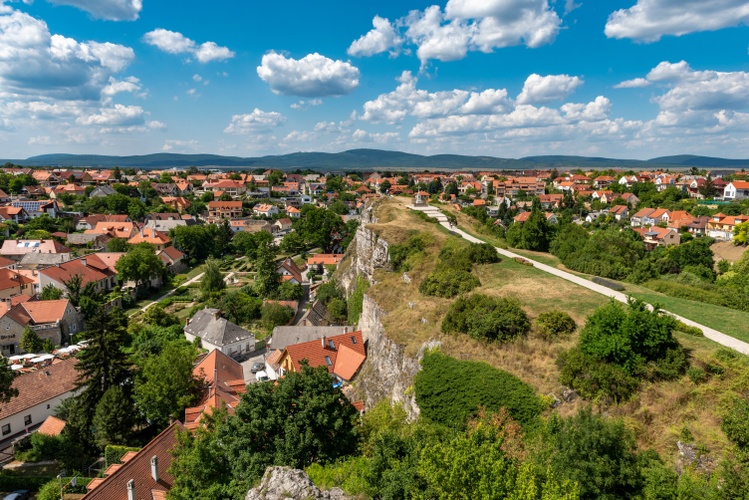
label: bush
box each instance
[260,303,294,331]
[441,294,531,343]
[675,321,703,337]
[466,242,501,264]
[389,233,428,272]
[535,310,577,340]
[104,444,141,467]
[418,269,480,298]
[687,367,707,384]
[591,276,625,291]
[414,351,543,429]
[347,277,370,326]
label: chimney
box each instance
[321,336,326,348]
[213,310,220,321]
[40,239,44,243]
[127,479,135,500]
[150,456,159,482]
[140,226,144,237]
[81,258,87,267]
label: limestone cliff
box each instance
[245,467,352,500]
[336,203,427,421]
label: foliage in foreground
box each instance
[441,294,531,342]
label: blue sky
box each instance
[1,0,749,160]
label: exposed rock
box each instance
[337,206,389,296]
[245,466,353,500]
[561,387,578,402]
[675,441,715,475]
[547,393,562,408]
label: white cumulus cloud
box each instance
[516,74,583,104]
[605,0,749,41]
[47,0,142,21]
[614,78,651,89]
[257,52,360,97]
[224,108,286,134]
[348,16,402,57]
[143,29,234,63]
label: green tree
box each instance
[172,225,215,261]
[326,298,348,323]
[0,357,17,404]
[218,364,359,490]
[71,308,131,442]
[261,303,294,331]
[135,342,200,428]
[234,230,275,260]
[141,305,179,328]
[107,237,128,252]
[20,327,43,353]
[169,409,237,500]
[40,284,63,300]
[218,291,262,324]
[200,258,225,295]
[254,243,280,298]
[734,221,749,246]
[115,243,165,288]
[294,205,345,251]
[92,385,135,448]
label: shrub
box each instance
[389,233,428,272]
[414,351,543,429]
[591,276,625,291]
[675,321,703,337]
[441,294,530,343]
[722,398,749,449]
[466,242,501,264]
[347,277,370,326]
[535,310,577,340]
[419,269,480,298]
[687,367,707,384]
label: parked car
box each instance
[255,370,270,382]
[250,362,264,373]
[3,491,30,500]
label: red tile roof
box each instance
[282,330,365,380]
[37,415,66,436]
[39,256,112,287]
[0,268,33,292]
[0,357,77,419]
[186,350,246,429]
[82,421,183,500]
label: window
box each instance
[328,340,335,349]
[2,424,10,436]
[47,404,50,409]
[324,356,332,366]
[23,415,31,426]
[350,336,357,345]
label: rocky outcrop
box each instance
[337,205,389,296]
[351,295,423,420]
[245,467,353,500]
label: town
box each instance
[0,162,745,499]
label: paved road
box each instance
[411,205,749,356]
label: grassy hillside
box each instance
[363,198,747,462]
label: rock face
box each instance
[245,467,353,500]
[353,295,422,420]
[337,205,389,296]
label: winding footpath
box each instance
[410,205,749,356]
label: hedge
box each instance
[592,276,625,291]
[414,351,543,429]
[418,269,480,298]
[0,474,51,491]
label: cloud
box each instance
[224,108,286,134]
[348,16,402,57]
[0,8,134,101]
[162,139,199,152]
[605,0,749,41]
[359,71,512,123]
[47,0,142,21]
[256,52,360,97]
[290,99,322,110]
[614,78,651,89]
[516,74,583,104]
[101,76,144,97]
[143,29,234,63]
[76,103,144,126]
[351,0,561,65]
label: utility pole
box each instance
[57,469,66,500]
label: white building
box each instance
[724,181,749,201]
[184,308,255,358]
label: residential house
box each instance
[184,349,246,429]
[0,358,78,443]
[127,228,171,251]
[0,268,34,299]
[277,258,303,284]
[152,183,179,197]
[634,226,681,250]
[229,219,274,234]
[724,181,749,201]
[253,203,279,218]
[184,308,256,358]
[85,221,137,240]
[208,201,243,220]
[619,192,640,205]
[0,239,71,262]
[593,175,616,189]
[0,299,82,353]
[174,180,193,195]
[643,208,670,226]
[11,200,58,218]
[38,254,121,296]
[706,213,749,240]
[75,214,131,231]
[203,180,246,198]
[667,210,697,231]
[37,415,66,437]
[513,211,558,224]
[307,254,343,275]
[64,233,107,249]
[0,206,28,224]
[158,246,186,274]
[684,216,710,237]
[52,183,87,198]
[610,205,629,221]
[274,217,293,233]
[286,206,301,218]
[160,196,192,212]
[275,330,366,383]
[89,185,117,198]
[82,421,182,499]
[89,170,113,184]
[655,175,677,191]
[631,207,655,227]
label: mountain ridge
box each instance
[3,149,748,170]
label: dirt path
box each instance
[711,240,748,263]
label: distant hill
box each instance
[5,149,749,170]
